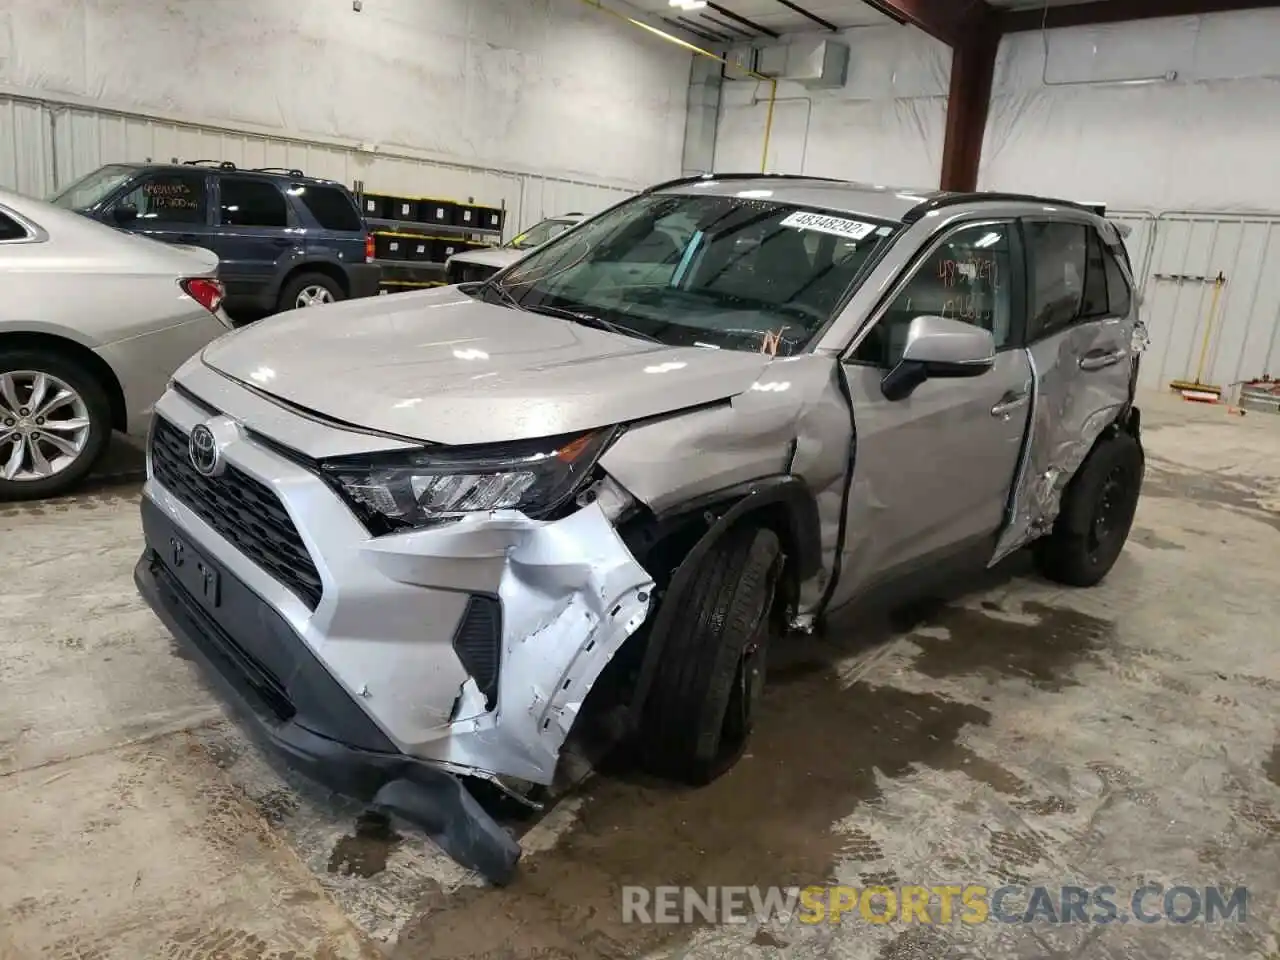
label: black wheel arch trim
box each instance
[625,474,820,726]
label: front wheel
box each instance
[637,525,782,785]
[0,350,113,501]
[1034,430,1143,587]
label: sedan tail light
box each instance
[180,277,225,315]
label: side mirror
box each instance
[111,204,139,226]
[881,315,996,401]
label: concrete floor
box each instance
[2,392,1278,960]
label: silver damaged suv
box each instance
[135,175,1146,882]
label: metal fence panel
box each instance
[1137,213,1280,392]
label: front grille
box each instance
[447,260,500,285]
[150,417,324,609]
[452,595,502,709]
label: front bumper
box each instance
[347,261,382,299]
[135,496,521,882]
[135,366,654,877]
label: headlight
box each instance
[320,428,617,533]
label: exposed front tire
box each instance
[1034,429,1143,587]
[638,525,782,785]
[0,349,113,501]
[278,272,345,312]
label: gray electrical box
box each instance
[786,38,849,89]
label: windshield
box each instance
[49,164,138,210]
[509,217,576,250]
[478,193,895,356]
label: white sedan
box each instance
[0,187,232,499]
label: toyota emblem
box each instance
[188,423,222,477]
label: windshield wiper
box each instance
[523,303,663,344]
[477,279,661,344]
[478,279,524,310]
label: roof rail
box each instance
[253,166,305,177]
[902,191,1102,223]
[643,171,849,193]
[182,159,237,171]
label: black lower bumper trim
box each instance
[134,543,520,884]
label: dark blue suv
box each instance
[50,161,380,315]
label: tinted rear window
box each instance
[295,184,362,231]
[220,176,289,227]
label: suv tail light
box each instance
[180,277,225,315]
[365,233,375,263]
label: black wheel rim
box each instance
[1087,465,1128,562]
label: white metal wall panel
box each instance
[514,177,634,232]
[0,96,54,198]
[1137,213,1280,391]
[1109,210,1157,288]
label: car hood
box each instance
[447,247,523,270]
[200,287,774,445]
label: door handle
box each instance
[991,392,1030,419]
[176,233,200,243]
[1079,348,1128,371]
[270,238,293,247]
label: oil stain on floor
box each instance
[392,599,1109,960]
[328,811,404,879]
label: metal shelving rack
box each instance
[354,180,507,292]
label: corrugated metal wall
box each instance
[1113,210,1280,392]
[0,97,55,198]
[0,95,636,238]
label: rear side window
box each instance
[115,172,208,225]
[1103,243,1132,316]
[0,211,28,241]
[219,177,288,227]
[295,184,362,231]
[1080,229,1109,318]
[1025,221,1086,340]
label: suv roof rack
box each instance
[644,172,849,193]
[252,166,305,177]
[181,159,238,170]
[902,191,1104,223]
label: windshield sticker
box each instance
[780,211,878,241]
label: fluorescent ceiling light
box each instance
[669,0,707,9]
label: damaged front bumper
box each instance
[135,388,654,884]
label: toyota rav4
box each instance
[135,174,1146,884]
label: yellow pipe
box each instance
[759,79,778,173]
[580,0,776,173]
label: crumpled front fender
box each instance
[362,501,654,785]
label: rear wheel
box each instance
[0,349,112,501]
[278,272,344,312]
[638,525,782,785]
[1034,430,1143,587]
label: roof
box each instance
[86,160,345,186]
[653,174,1107,224]
[656,174,946,223]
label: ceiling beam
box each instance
[855,0,990,46]
[772,0,840,31]
[699,12,759,38]
[662,15,727,43]
[999,0,1280,33]
[706,1,782,37]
